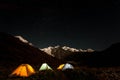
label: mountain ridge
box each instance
[40,46,94,59]
[64,42,120,67]
[0,32,62,68]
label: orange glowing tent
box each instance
[57,64,65,70]
[10,64,35,77]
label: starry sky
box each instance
[0,0,120,50]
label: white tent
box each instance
[39,63,52,71]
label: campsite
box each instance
[0,33,120,80]
[4,63,97,80]
[0,0,120,79]
[2,63,120,80]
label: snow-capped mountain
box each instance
[40,46,94,59]
[15,36,33,46]
[40,46,72,59]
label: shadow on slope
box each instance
[65,42,120,67]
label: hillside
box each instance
[65,42,120,67]
[0,32,63,78]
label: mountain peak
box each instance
[15,36,33,46]
[40,46,94,59]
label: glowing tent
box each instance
[39,63,52,71]
[10,64,35,77]
[57,63,74,71]
[57,64,65,70]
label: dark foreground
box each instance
[1,67,120,80]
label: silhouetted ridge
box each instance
[65,42,120,67]
[103,42,120,53]
[0,32,62,68]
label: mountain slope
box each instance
[65,42,120,67]
[0,32,62,69]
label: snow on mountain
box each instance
[62,46,79,52]
[40,46,55,56]
[15,36,33,46]
[40,46,94,59]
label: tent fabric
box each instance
[39,63,52,71]
[10,64,35,77]
[57,64,65,70]
[57,63,74,71]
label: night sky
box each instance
[0,0,120,50]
